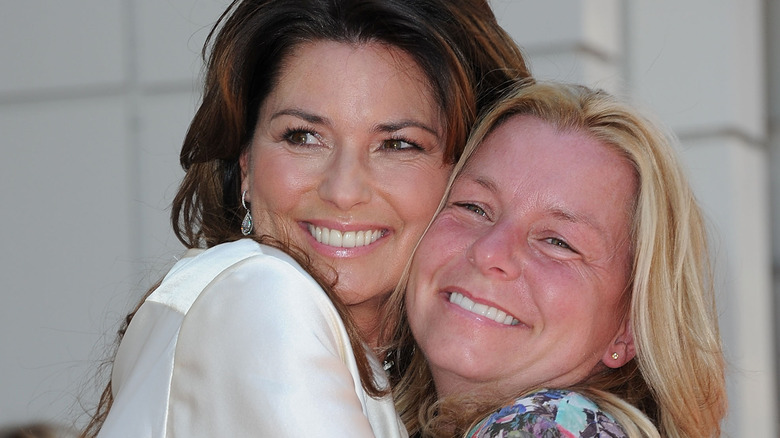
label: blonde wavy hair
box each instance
[381,81,727,438]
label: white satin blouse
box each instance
[98,239,407,438]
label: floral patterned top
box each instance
[467,389,627,438]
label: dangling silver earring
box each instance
[240,190,253,236]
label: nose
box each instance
[466,222,523,280]
[317,147,372,211]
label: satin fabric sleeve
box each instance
[166,255,377,437]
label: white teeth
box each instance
[451,292,463,306]
[342,231,355,248]
[308,224,383,248]
[329,229,342,246]
[449,292,519,326]
[472,303,488,316]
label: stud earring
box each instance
[241,190,253,236]
[611,352,619,360]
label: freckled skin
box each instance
[406,115,637,398]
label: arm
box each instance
[167,256,377,437]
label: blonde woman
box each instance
[385,82,727,438]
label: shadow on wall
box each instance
[0,423,77,438]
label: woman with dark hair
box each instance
[81,0,529,436]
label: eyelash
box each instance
[281,126,321,146]
[453,199,580,255]
[454,202,489,218]
[281,126,424,152]
[545,237,576,253]
[381,136,424,152]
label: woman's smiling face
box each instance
[405,115,637,398]
[241,40,450,334]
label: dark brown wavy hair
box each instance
[80,1,530,436]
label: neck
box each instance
[348,300,382,348]
[432,368,506,401]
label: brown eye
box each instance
[381,138,421,151]
[283,129,319,146]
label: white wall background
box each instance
[1,1,776,436]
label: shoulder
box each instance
[178,239,342,337]
[176,239,314,282]
[469,389,627,438]
[205,240,330,312]
[175,239,349,353]
[147,239,323,315]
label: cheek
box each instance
[405,243,440,308]
[250,150,314,212]
[404,261,432,346]
[535,271,626,346]
[405,217,467,314]
[528,264,603,325]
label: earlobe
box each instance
[603,318,636,368]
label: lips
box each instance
[449,292,519,326]
[307,224,384,248]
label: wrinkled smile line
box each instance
[307,224,385,248]
[449,292,519,326]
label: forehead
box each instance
[461,115,637,231]
[278,40,432,97]
[467,116,630,181]
[261,40,440,125]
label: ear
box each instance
[239,148,251,194]
[602,317,636,368]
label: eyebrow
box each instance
[464,173,607,235]
[472,175,499,194]
[454,172,500,195]
[547,206,605,236]
[373,120,441,137]
[271,108,327,125]
[271,108,440,137]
